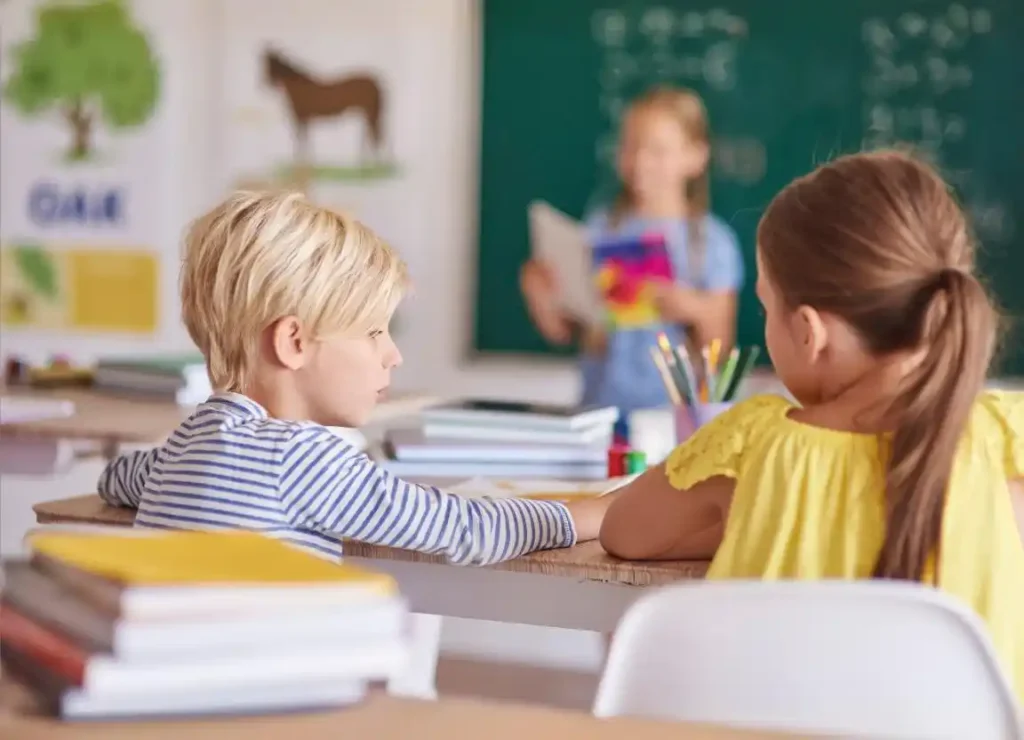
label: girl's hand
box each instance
[651,280,699,323]
[520,259,573,345]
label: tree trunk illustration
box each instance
[65,99,93,160]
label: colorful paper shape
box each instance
[592,232,672,327]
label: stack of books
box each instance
[0,531,408,720]
[379,399,618,480]
[92,353,211,406]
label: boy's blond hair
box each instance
[180,190,407,392]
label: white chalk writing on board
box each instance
[862,3,1011,244]
[590,5,761,196]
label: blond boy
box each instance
[98,191,610,563]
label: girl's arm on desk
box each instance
[599,462,733,561]
[97,448,160,508]
[280,427,611,566]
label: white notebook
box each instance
[383,428,605,464]
[380,459,608,480]
[420,399,619,432]
[528,200,604,325]
[421,422,612,446]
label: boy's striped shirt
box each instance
[98,393,576,562]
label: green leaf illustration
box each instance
[2,0,162,160]
[13,245,59,300]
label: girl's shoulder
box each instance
[975,391,1024,477]
[664,390,1024,493]
[665,394,794,490]
[978,389,1024,425]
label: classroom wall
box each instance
[0,0,593,670]
[0,0,580,407]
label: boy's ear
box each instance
[270,316,308,370]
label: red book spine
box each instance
[0,603,87,686]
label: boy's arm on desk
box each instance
[280,427,580,567]
[97,447,160,508]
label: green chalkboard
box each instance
[475,0,1024,373]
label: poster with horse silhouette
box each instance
[218,0,422,195]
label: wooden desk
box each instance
[33,495,708,587]
[0,387,439,454]
[31,495,708,705]
[33,494,708,630]
[0,682,803,740]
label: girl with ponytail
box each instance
[600,149,1024,702]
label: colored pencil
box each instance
[656,333,692,402]
[677,348,699,406]
[721,345,760,401]
[713,347,740,402]
[699,346,712,402]
[708,338,722,374]
[652,337,761,409]
[649,346,683,406]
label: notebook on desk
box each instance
[380,459,608,480]
[383,428,605,465]
[420,399,619,432]
[1,531,406,719]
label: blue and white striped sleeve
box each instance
[97,448,160,508]
[279,428,577,566]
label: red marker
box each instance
[607,445,628,477]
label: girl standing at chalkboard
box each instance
[520,87,744,429]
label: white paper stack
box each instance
[379,399,619,480]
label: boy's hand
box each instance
[520,259,573,345]
[563,491,621,543]
[651,281,699,323]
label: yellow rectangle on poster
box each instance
[67,250,158,332]
[0,245,158,334]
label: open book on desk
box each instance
[447,474,638,502]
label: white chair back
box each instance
[594,580,1022,740]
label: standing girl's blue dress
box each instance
[580,210,745,433]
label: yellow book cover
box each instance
[28,531,396,594]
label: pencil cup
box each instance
[674,402,734,445]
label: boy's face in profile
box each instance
[306,326,402,428]
[269,315,403,428]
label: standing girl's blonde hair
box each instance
[612,87,712,277]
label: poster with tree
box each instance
[0,0,173,357]
[3,0,161,161]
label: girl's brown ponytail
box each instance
[874,269,997,581]
[757,149,1000,583]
